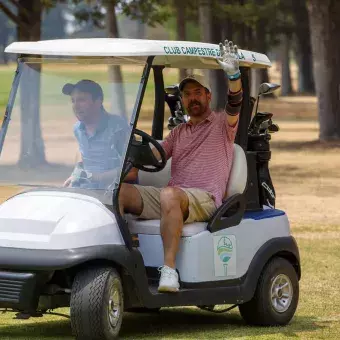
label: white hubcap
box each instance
[108,280,121,328]
[270,274,293,313]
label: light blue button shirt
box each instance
[73,111,130,188]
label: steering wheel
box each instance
[130,129,167,172]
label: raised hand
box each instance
[217,39,241,80]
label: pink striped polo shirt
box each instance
[162,105,240,208]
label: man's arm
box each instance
[217,40,243,127]
[124,167,139,182]
[151,128,176,161]
[226,79,242,127]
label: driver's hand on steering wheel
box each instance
[131,129,167,172]
[151,145,163,161]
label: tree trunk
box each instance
[297,45,315,94]
[174,0,187,81]
[292,0,315,94]
[42,3,66,40]
[199,0,213,43]
[199,0,227,110]
[280,34,293,96]
[250,69,261,97]
[211,18,228,110]
[255,0,273,96]
[199,0,215,104]
[136,20,145,39]
[235,0,246,49]
[106,1,126,117]
[18,0,46,167]
[0,14,10,64]
[307,0,340,140]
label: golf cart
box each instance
[0,38,300,339]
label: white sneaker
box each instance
[158,265,180,293]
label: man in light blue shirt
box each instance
[62,79,138,189]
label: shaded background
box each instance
[0,1,339,340]
[0,0,338,140]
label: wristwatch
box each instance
[228,70,241,81]
[86,171,93,180]
[80,170,93,181]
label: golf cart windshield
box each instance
[0,58,145,203]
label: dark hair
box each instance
[62,80,104,101]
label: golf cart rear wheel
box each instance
[70,266,124,340]
[239,257,299,326]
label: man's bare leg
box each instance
[119,183,143,216]
[160,187,189,269]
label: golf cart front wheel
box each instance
[239,257,299,326]
[70,266,124,340]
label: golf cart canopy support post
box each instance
[112,56,155,251]
[152,66,165,140]
[0,61,22,156]
[235,67,251,150]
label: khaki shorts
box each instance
[134,185,217,224]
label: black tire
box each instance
[239,257,299,326]
[70,266,124,340]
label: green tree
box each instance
[0,0,171,167]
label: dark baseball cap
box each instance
[62,79,104,100]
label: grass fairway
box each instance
[0,120,339,339]
[0,64,339,339]
[0,64,15,109]
[0,235,339,340]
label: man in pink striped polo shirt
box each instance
[119,40,243,292]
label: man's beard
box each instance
[187,100,208,116]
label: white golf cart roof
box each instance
[5,38,271,69]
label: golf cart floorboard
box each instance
[145,283,243,307]
[149,285,192,294]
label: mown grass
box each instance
[0,64,339,340]
[0,119,339,339]
[0,234,338,340]
[0,65,15,110]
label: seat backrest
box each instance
[138,143,248,196]
[225,143,247,199]
[137,141,172,188]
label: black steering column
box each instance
[123,129,167,179]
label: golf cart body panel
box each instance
[128,212,290,283]
[0,38,300,330]
[0,191,124,250]
[131,235,300,308]
[0,235,299,312]
[127,141,286,283]
[5,38,271,69]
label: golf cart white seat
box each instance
[127,143,247,236]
